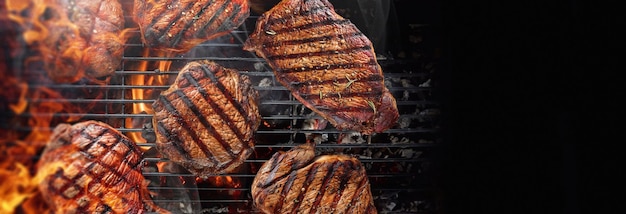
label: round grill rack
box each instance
[6,1,442,213]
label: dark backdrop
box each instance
[438,0,624,213]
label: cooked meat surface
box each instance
[252,142,377,214]
[133,0,249,53]
[152,60,261,178]
[35,0,126,83]
[37,121,159,213]
[243,0,399,135]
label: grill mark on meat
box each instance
[147,0,188,40]
[198,64,252,147]
[145,0,179,30]
[265,14,351,34]
[266,46,371,61]
[260,32,362,49]
[345,173,369,210]
[196,0,232,38]
[309,161,340,213]
[299,90,382,100]
[244,0,399,134]
[182,70,246,148]
[39,121,153,213]
[156,95,220,165]
[292,162,320,214]
[52,142,142,204]
[153,61,259,178]
[261,152,286,188]
[258,153,315,190]
[155,0,198,46]
[289,73,382,88]
[274,170,298,213]
[278,59,377,74]
[170,0,218,47]
[78,125,108,142]
[156,121,191,160]
[78,128,142,168]
[51,169,82,199]
[331,160,353,211]
[213,2,244,34]
[199,65,252,122]
[172,86,237,159]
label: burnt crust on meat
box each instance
[251,142,378,213]
[152,60,261,178]
[243,0,399,135]
[133,0,250,53]
[37,120,161,213]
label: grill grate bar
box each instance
[121,56,265,62]
[26,85,433,93]
[17,111,435,119]
[145,187,429,192]
[149,199,250,203]
[142,158,429,163]
[254,128,439,134]
[142,173,419,178]
[11,126,439,134]
[112,71,430,78]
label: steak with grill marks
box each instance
[37,121,164,214]
[133,0,249,53]
[152,60,261,178]
[37,0,126,83]
[243,0,399,135]
[252,142,377,213]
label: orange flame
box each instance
[125,49,172,146]
[6,0,131,84]
[1,0,124,211]
[0,87,81,213]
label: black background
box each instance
[436,0,624,213]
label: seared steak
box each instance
[133,0,249,53]
[252,143,377,213]
[152,60,261,178]
[35,0,126,83]
[37,121,161,213]
[243,0,399,135]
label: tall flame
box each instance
[0,87,86,213]
[1,0,125,212]
[125,49,172,145]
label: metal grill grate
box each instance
[16,7,442,214]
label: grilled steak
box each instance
[243,0,399,135]
[152,60,261,178]
[33,0,126,83]
[252,142,377,213]
[133,0,250,53]
[37,121,162,213]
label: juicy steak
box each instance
[243,0,399,135]
[252,143,377,213]
[37,121,158,213]
[152,60,261,178]
[38,0,125,83]
[133,0,250,53]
